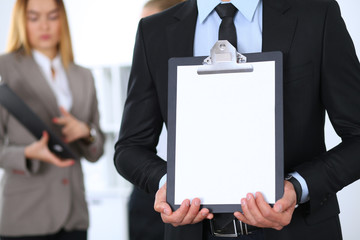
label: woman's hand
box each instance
[53,106,90,143]
[24,131,75,167]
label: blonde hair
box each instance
[144,0,185,12]
[6,0,74,69]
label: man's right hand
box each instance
[154,183,213,227]
[24,131,75,168]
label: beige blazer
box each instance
[0,51,105,236]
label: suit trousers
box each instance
[0,229,87,240]
[128,187,164,240]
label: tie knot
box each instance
[215,3,238,19]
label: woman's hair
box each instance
[6,0,74,68]
[144,0,185,12]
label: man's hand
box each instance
[234,181,297,230]
[24,131,75,167]
[53,106,90,143]
[154,183,214,227]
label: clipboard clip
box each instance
[197,40,253,75]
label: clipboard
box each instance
[0,81,79,160]
[167,41,283,213]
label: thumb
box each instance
[154,183,172,215]
[40,131,49,144]
[274,182,297,213]
[273,201,284,213]
[156,182,167,200]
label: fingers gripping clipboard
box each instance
[0,80,78,160]
[167,41,284,213]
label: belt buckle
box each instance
[209,219,251,237]
[239,220,250,235]
[209,219,237,237]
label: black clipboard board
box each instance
[167,41,283,213]
[0,82,79,160]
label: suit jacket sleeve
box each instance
[0,111,39,175]
[114,19,167,194]
[295,1,360,214]
[0,56,40,175]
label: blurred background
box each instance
[0,0,359,239]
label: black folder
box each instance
[0,83,78,160]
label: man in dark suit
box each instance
[114,0,360,239]
[127,2,186,240]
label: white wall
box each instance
[64,0,147,66]
[0,1,360,239]
[0,0,146,65]
[0,0,15,52]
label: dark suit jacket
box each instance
[114,0,360,239]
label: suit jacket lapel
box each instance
[15,54,60,118]
[66,64,82,116]
[161,0,197,124]
[262,0,297,61]
[166,0,198,58]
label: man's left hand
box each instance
[234,181,297,230]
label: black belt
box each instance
[209,218,260,237]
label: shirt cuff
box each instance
[159,174,167,189]
[291,171,310,203]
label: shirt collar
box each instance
[32,50,61,71]
[197,0,261,23]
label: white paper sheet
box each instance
[174,61,276,205]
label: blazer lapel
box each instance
[15,54,60,118]
[66,64,82,117]
[262,0,297,61]
[166,0,198,58]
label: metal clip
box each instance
[197,40,253,75]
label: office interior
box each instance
[0,0,359,239]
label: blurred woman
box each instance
[0,0,104,239]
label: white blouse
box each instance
[32,50,73,112]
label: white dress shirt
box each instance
[194,0,262,56]
[32,50,73,112]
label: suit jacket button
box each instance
[62,178,69,185]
